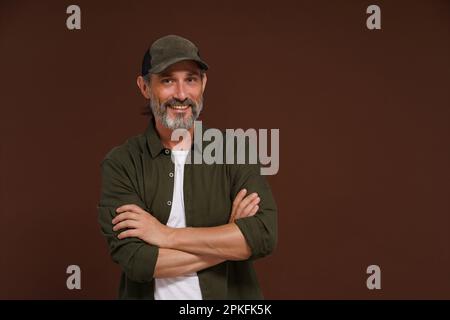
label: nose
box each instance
[174,82,187,102]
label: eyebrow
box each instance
[187,71,201,77]
[158,70,201,78]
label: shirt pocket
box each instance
[188,165,231,227]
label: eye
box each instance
[161,78,173,84]
[187,77,199,83]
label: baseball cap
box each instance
[141,35,209,76]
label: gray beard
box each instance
[150,97,203,130]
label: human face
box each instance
[149,60,206,130]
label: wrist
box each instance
[163,226,177,248]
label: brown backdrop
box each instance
[1,0,449,299]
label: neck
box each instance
[155,120,194,151]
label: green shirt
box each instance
[97,119,278,299]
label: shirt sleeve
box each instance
[97,154,159,283]
[230,162,278,260]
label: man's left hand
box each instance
[112,204,172,248]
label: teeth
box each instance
[170,105,189,110]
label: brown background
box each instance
[1,0,449,299]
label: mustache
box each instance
[164,98,197,108]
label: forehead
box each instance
[156,60,202,77]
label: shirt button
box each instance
[167,200,172,206]
[164,149,170,155]
[169,172,174,178]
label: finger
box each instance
[229,208,237,224]
[229,211,237,223]
[112,211,140,225]
[234,194,259,220]
[248,205,259,217]
[232,189,247,210]
[241,197,261,217]
[230,189,247,223]
[117,229,139,240]
[112,219,139,232]
[116,204,145,214]
[237,193,258,213]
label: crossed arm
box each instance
[111,189,260,278]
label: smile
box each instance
[168,105,190,110]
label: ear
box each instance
[201,73,207,93]
[137,76,151,99]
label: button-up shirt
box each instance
[97,119,278,299]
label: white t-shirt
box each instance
[154,150,203,300]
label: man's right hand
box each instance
[229,189,260,223]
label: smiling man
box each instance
[98,35,277,300]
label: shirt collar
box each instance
[145,119,165,158]
[144,118,205,159]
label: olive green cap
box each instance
[141,35,209,75]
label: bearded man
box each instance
[98,35,277,299]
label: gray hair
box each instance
[140,71,205,116]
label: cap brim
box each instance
[149,56,209,74]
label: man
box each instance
[98,35,277,299]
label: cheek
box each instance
[152,89,171,104]
[188,87,203,101]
